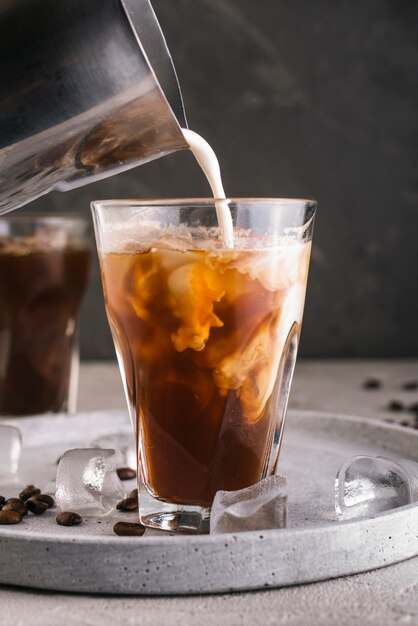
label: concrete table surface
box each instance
[2,360,418,626]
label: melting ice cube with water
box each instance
[335,455,418,521]
[0,424,22,480]
[55,448,125,514]
[211,475,287,533]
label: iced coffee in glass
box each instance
[92,199,315,532]
[0,215,91,416]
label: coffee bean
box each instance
[116,467,136,481]
[56,512,83,527]
[402,381,418,391]
[3,498,27,516]
[36,494,55,508]
[0,510,22,525]
[387,400,404,412]
[0,495,5,507]
[129,488,138,500]
[408,402,418,414]
[26,497,49,515]
[363,378,382,390]
[400,420,411,427]
[116,497,138,512]
[19,485,41,502]
[113,521,145,537]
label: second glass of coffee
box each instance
[0,215,91,416]
[92,199,315,532]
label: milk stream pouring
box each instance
[182,129,234,248]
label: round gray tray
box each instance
[0,409,417,595]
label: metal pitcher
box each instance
[0,0,188,213]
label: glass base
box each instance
[139,485,211,534]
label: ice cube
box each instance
[210,475,287,533]
[335,455,418,521]
[55,448,125,515]
[90,432,136,470]
[0,425,22,480]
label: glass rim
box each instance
[91,197,317,209]
[0,212,88,223]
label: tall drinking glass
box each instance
[0,214,91,416]
[92,199,316,532]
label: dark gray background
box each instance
[27,0,418,359]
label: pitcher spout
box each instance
[0,0,188,214]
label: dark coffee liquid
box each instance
[0,243,90,415]
[102,243,310,507]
